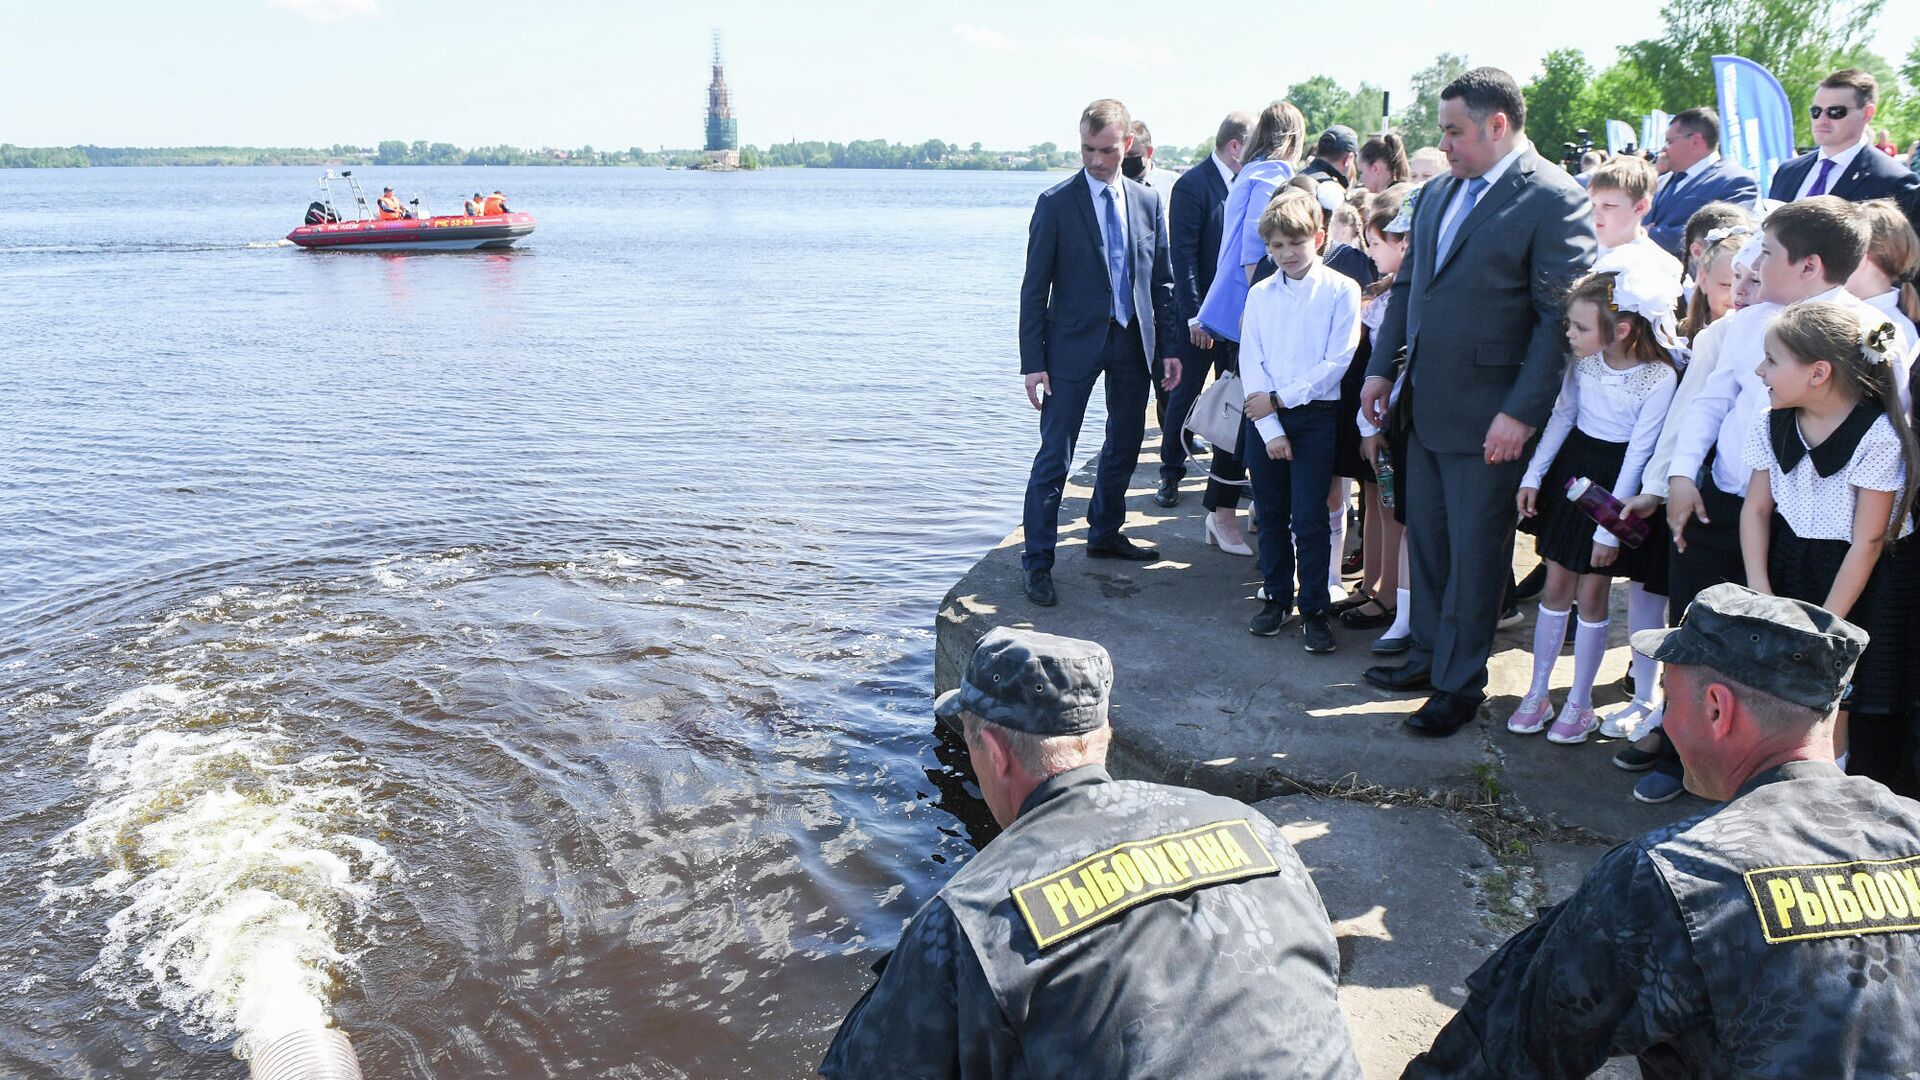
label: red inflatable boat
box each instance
[286,171,535,251]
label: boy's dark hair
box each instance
[1764,197,1869,284]
[1820,68,1878,107]
[1671,107,1720,146]
[1440,67,1526,131]
[1683,201,1753,255]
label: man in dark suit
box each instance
[1769,69,1920,232]
[1645,107,1759,257]
[1019,99,1183,607]
[1154,110,1251,509]
[1358,67,1597,736]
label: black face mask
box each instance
[1121,155,1146,180]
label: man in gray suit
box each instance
[1359,68,1597,736]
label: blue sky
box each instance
[6,0,1918,150]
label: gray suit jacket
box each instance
[1368,148,1597,454]
[1018,171,1180,379]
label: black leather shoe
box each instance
[1086,536,1160,561]
[1153,478,1181,508]
[1404,691,1485,737]
[1025,569,1057,607]
[1364,661,1432,692]
[1301,612,1337,654]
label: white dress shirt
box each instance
[1523,353,1678,547]
[1085,169,1129,266]
[1642,314,1732,499]
[1794,136,1872,200]
[1668,286,1912,495]
[1435,141,1529,248]
[1598,231,1684,283]
[1239,262,1363,442]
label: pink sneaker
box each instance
[1507,694,1553,734]
[1546,704,1600,744]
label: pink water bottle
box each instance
[1566,476,1650,548]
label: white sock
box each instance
[1327,499,1348,591]
[1527,606,1571,699]
[1626,583,1665,706]
[1384,587,1412,639]
[1643,701,1664,732]
[1568,617,1610,710]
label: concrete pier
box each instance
[937,433,1680,1076]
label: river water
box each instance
[0,165,1095,1077]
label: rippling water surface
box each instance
[0,165,1086,1076]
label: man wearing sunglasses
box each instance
[1768,69,1920,232]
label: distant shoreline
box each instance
[1,142,1082,172]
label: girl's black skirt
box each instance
[1333,329,1373,482]
[1520,427,1664,582]
[1770,514,1916,717]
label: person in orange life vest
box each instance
[482,191,509,216]
[376,187,407,220]
[463,192,485,216]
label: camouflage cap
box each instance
[934,627,1112,736]
[1631,583,1867,711]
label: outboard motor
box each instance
[304,201,338,225]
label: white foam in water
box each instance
[48,682,394,1060]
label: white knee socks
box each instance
[1384,587,1411,640]
[1327,482,1350,592]
[1626,583,1665,706]
[1527,606,1571,700]
[1567,617,1611,710]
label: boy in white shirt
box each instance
[1240,189,1362,652]
[1590,157,1684,284]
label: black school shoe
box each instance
[1302,612,1337,653]
[1250,600,1295,636]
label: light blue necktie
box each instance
[1435,175,1490,266]
[1103,186,1134,325]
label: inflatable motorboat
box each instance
[286,171,534,251]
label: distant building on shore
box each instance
[704,32,740,170]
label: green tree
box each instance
[375,140,410,165]
[1285,75,1353,134]
[738,145,762,169]
[1399,52,1471,149]
[1579,55,1666,149]
[1524,48,1595,155]
[1621,0,1884,144]
[1341,83,1389,137]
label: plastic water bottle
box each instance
[1374,449,1396,510]
[1566,476,1650,548]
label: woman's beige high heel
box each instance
[1204,513,1253,556]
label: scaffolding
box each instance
[704,30,739,165]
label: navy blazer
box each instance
[1019,172,1180,378]
[1168,158,1229,326]
[1646,157,1758,256]
[1768,146,1920,231]
[1367,150,1597,454]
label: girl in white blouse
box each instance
[1742,301,1920,780]
[1509,268,1680,746]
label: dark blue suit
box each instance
[1018,170,1179,572]
[1158,157,1232,483]
[1768,146,1920,231]
[1645,157,1758,256]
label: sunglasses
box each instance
[1809,105,1854,120]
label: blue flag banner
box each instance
[1713,54,1792,195]
[1606,120,1637,154]
[1642,110,1673,154]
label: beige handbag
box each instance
[1182,372,1251,485]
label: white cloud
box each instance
[267,0,381,23]
[1065,36,1175,74]
[951,23,1018,54]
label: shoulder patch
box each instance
[1743,854,1920,943]
[1010,819,1280,950]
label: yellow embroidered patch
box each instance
[1010,819,1279,949]
[1743,854,1920,943]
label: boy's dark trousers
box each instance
[1244,402,1337,614]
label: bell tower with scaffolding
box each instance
[703,31,740,169]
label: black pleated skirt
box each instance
[1520,428,1663,581]
[1770,515,1915,717]
[1333,329,1374,482]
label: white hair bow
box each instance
[1593,250,1685,351]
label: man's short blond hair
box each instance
[1080,99,1132,136]
[1588,155,1657,203]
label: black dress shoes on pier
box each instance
[1086,535,1160,561]
[1403,691,1486,738]
[1363,661,1432,692]
[1025,569,1058,607]
[1153,478,1181,507]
